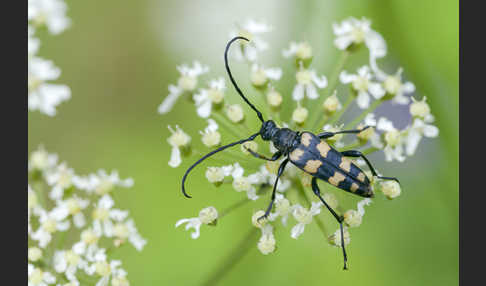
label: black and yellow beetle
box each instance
[181,36,400,270]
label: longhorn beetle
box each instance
[181,36,400,270]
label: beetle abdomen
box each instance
[289,132,373,197]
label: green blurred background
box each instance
[28,0,458,285]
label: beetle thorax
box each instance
[271,128,299,153]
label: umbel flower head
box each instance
[28,147,146,286]
[161,18,438,265]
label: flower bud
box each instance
[384,129,401,147]
[258,233,276,255]
[380,180,401,199]
[232,176,251,192]
[323,93,341,115]
[202,131,221,147]
[205,167,224,185]
[95,261,111,277]
[410,97,431,118]
[199,206,218,225]
[241,141,258,155]
[295,42,313,61]
[267,90,282,109]
[178,75,197,91]
[226,104,245,123]
[356,124,374,142]
[328,228,350,247]
[252,210,268,228]
[343,209,362,227]
[168,127,191,148]
[383,75,401,95]
[251,68,268,87]
[209,88,224,105]
[112,276,130,286]
[28,247,42,262]
[292,106,308,124]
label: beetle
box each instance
[181,36,400,270]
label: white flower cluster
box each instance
[164,18,438,257]
[28,0,71,116]
[28,147,146,286]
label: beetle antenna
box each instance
[181,132,259,198]
[225,36,265,123]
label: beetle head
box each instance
[260,120,277,141]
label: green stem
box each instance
[201,228,259,286]
[344,99,382,130]
[309,51,350,128]
[362,147,379,155]
[212,112,245,139]
[219,198,251,219]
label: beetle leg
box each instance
[257,158,289,222]
[245,149,282,161]
[340,150,400,184]
[311,177,348,270]
[317,126,371,139]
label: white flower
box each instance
[91,195,129,238]
[113,219,147,251]
[28,25,40,56]
[53,249,87,283]
[247,164,291,193]
[175,206,218,239]
[322,124,345,148]
[28,264,56,286]
[193,78,226,118]
[409,96,432,119]
[28,57,71,116]
[343,198,372,228]
[340,66,385,109]
[45,162,74,200]
[229,19,272,62]
[166,125,191,168]
[328,228,351,247]
[29,145,58,172]
[158,61,209,114]
[205,167,225,184]
[405,117,439,156]
[333,17,386,60]
[380,180,401,199]
[372,67,415,105]
[71,169,133,195]
[72,229,101,258]
[257,224,276,255]
[322,91,342,115]
[282,41,313,62]
[377,117,405,162]
[158,84,183,114]
[268,193,292,226]
[290,202,322,239]
[250,63,282,87]
[231,163,258,200]
[292,65,328,101]
[200,119,221,147]
[28,247,43,262]
[88,259,126,286]
[31,208,70,248]
[28,0,71,35]
[225,104,245,123]
[54,196,89,228]
[292,105,308,124]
